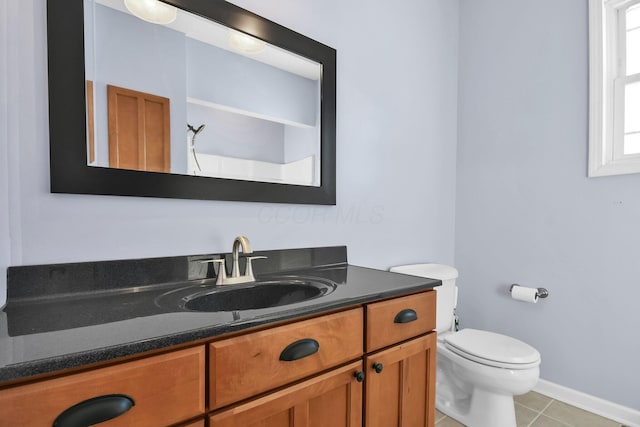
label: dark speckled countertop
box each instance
[0,246,440,384]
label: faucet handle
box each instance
[244,256,267,281]
[200,259,227,285]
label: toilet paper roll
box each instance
[510,285,539,303]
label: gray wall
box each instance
[284,125,318,163]
[187,102,286,163]
[1,0,459,309]
[187,38,318,127]
[456,0,640,409]
[0,1,10,308]
[1,0,45,309]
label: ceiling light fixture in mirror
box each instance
[124,0,177,24]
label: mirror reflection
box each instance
[84,0,322,187]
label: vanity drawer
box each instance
[209,308,364,409]
[365,291,436,352]
[0,346,205,427]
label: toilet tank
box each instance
[389,264,458,334]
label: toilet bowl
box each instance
[390,264,541,427]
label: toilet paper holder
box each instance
[510,284,549,299]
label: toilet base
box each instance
[437,389,517,427]
[436,341,539,427]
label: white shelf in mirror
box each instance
[187,97,315,129]
[188,153,315,186]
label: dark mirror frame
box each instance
[47,0,336,205]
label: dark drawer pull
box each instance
[279,338,320,361]
[394,309,418,324]
[53,394,134,427]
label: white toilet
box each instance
[390,264,541,427]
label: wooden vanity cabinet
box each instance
[0,289,437,427]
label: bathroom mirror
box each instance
[47,0,336,204]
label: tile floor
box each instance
[435,391,627,427]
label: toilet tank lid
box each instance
[390,263,458,280]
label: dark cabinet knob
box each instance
[394,309,418,324]
[279,338,320,361]
[53,394,134,427]
[354,371,365,382]
[372,362,384,373]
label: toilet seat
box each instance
[444,329,540,370]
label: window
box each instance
[589,0,640,176]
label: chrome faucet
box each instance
[203,236,266,286]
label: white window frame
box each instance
[589,0,640,176]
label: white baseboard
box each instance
[534,378,640,427]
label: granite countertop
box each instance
[0,246,440,384]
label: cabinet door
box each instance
[364,334,436,427]
[209,361,363,427]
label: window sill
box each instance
[588,157,640,177]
